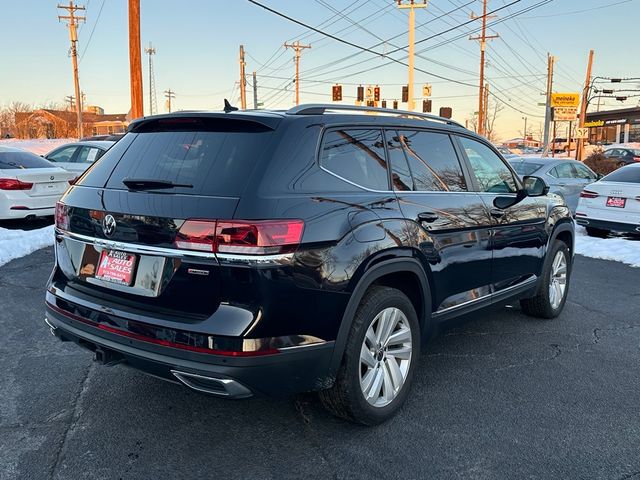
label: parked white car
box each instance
[575,163,640,237]
[0,146,75,220]
[44,140,114,174]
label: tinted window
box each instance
[511,162,542,176]
[602,167,640,184]
[395,130,466,192]
[386,131,413,191]
[573,163,596,180]
[321,129,388,190]
[76,146,101,164]
[47,146,77,162]
[459,136,517,193]
[105,129,275,196]
[552,162,575,178]
[0,151,55,169]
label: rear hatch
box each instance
[14,167,73,197]
[55,114,281,318]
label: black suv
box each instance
[46,104,574,424]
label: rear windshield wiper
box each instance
[122,178,193,190]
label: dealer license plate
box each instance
[606,196,626,208]
[95,250,137,285]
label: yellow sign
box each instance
[551,93,580,107]
[584,120,604,128]
[553,106,578,122]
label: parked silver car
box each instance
[508,157,599,213]
[44,140,114,175]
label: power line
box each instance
[79,0,104,62]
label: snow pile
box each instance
[0,138,75,155]
[0,225,54,267]
[575,226,640,268]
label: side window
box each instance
[386,130,413,191]
[459,136,517,193]
[549,167,559,178]
[47,146,77,163]
[573,163,596,180]
[320,129,389,190]
[396,130,467,192]
[76,147,101,164]
[554,162,575,178]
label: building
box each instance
[502,136,541,149]
[585,107,640,144]
[14,108,128,139]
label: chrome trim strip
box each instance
[434,276,538,315]
[216,252,295,266]
[170,370,252,398]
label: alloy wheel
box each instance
[359,307,413,408]
[548,250,568,310]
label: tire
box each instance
[319,286,420,425]
[585,226,609,238]
[520,240,571,319]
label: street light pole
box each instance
[522,116,527,146]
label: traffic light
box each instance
[402,85,408,103]
[357,85,364,102]
[381,100,387,109]
[332,84,342,102]
[393,100,398,110]
[439,107,452,119]
[422,99,432,113]
[374,85,380,102]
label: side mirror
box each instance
[522,175,549,197]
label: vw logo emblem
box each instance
[102,214,117,237]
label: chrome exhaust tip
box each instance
[171,370,252,398]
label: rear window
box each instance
[0,151,55,169]
[105,129,275,196]
[602,167,640,184]
[511,162,542,176]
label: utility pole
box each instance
[483,83,490,137]
[64,95,75,111]
[252,71,258,109]
[164,89,175,113]
[144,42,157,116]
[522,116,527,143]
[470,0,498,136]
[542,54,555,155]
[284,41,311,106]
[397,1,427,111]
[577,49,594,161]
[57,1,85,139]
[239,45,247,110]
[128,0,143,119]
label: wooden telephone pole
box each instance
[542,54,555,155]
[577,50,595,161]
[239,45,247,109]
[284,41,311,106]
[57,1,85,139]
[128,0,143,119]
[397,0,427,112]
[470,0,498,136]
[164,89,175,113]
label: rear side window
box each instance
[320,129,388,190]
[0,151,55,169]
[395,130,467,192]
[549,162,575,178]
[602,167,640,183]
[105,129,275,196]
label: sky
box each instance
[1,0,639,140]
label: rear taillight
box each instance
[174,220,217,252]
[55,202,70,231]
[174,219,304,255]
[0,178,33,190]
[633,156,640,162]
[580,190,599,199]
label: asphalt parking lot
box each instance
[1,245,639,480]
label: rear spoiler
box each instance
[128,111,283,133]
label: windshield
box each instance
[0,151,55,169]
[511,162,543,176]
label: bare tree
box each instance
[484,98,504,143]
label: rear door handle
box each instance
[417,212,439,223]
[490,209,505,219]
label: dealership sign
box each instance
[551,92,580,107]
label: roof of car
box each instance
[50,140,114,150]
[508,157,580,164]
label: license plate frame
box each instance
[95,250,137,286]
[606,196,626,208]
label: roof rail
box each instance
[286,103,466,129]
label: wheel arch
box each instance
[328,257,432,375]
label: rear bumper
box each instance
[575,216,640,234]
[45,301,336,398]
[0,192,61,219]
